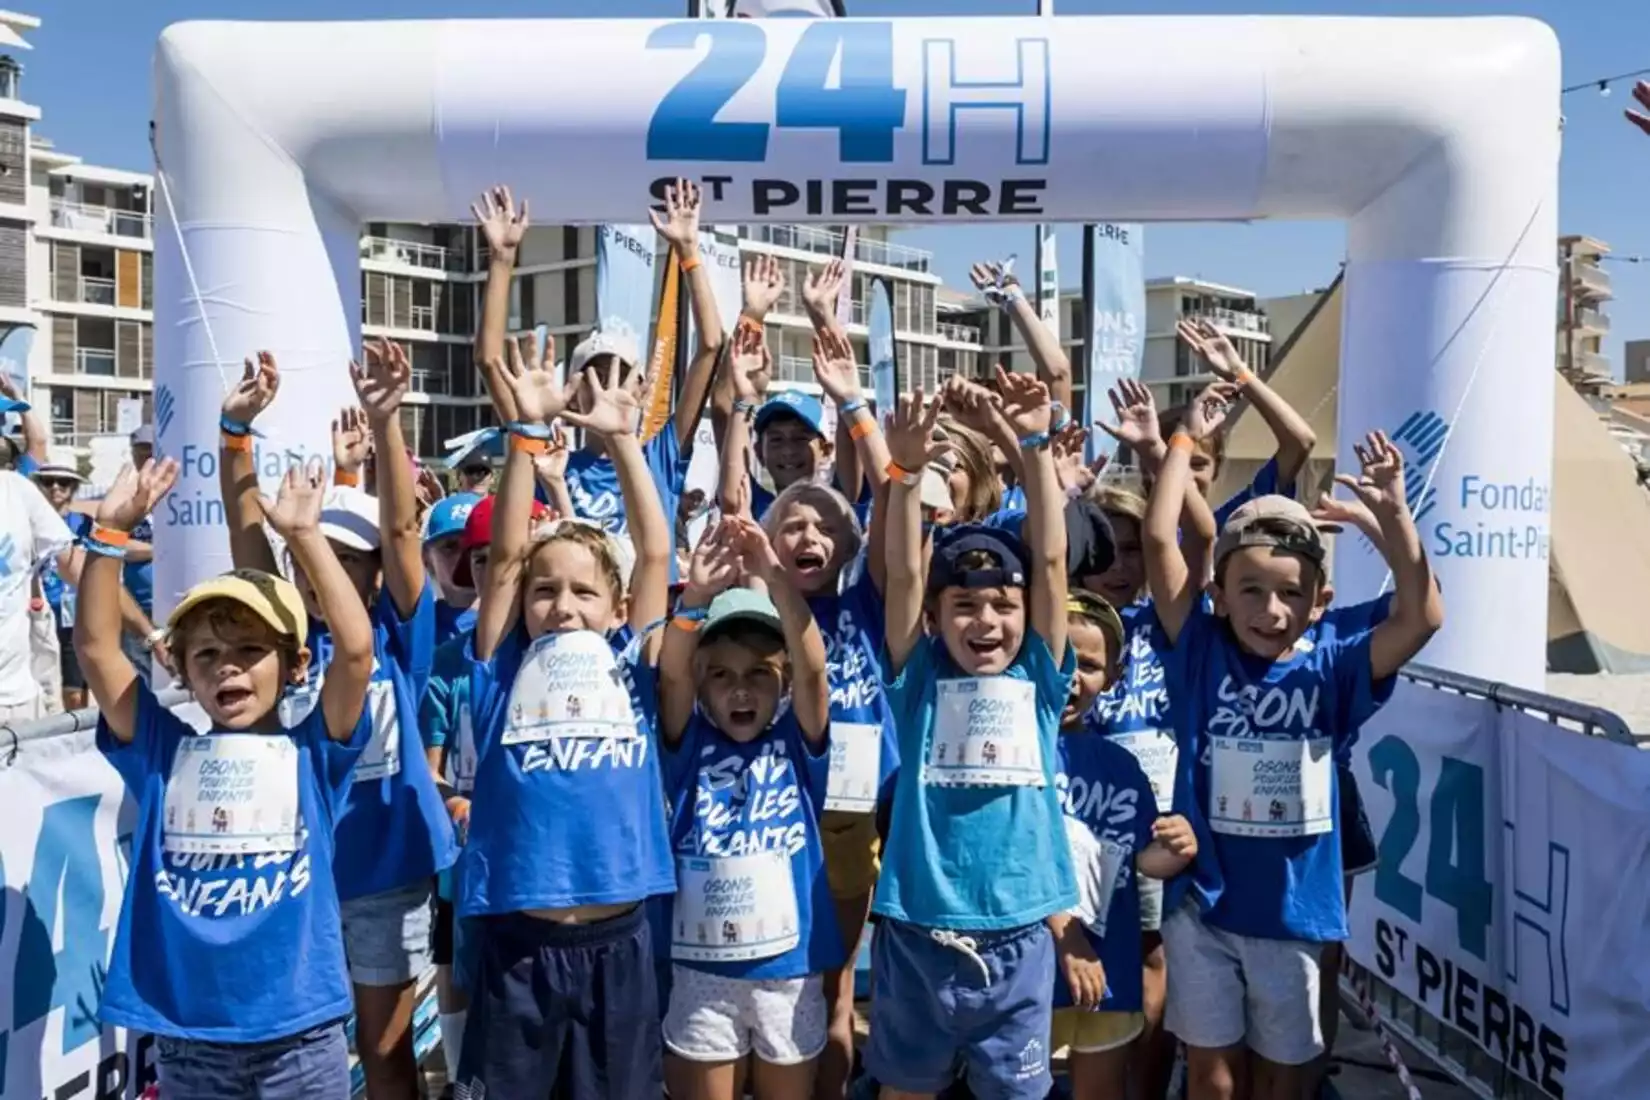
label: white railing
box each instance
[1183,307,1270,335]
[742,224,932,274]
[409,304,437,331]
[74,348,116,376]
[1572,307,1611,334]
[49,200,152,240]
[78,276,116,306]
[360,235,463,272]
[936,321,982,345]
[0,68,19,101]
[776,355,816,385]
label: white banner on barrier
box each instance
[1347,681,1650,1099]
[0,725,155,1099]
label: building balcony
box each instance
[361,235,466,273]
[742,224,932,275]
[78,276,115,306]
[937,321,982,345]
[1569,307,1610,335]
[75,347,116,376]
[776,354,816,386]
[1183,306,1270,336]
[49,200,152,241]
[1570,263,1612,299]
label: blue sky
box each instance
[25,0,1650,369]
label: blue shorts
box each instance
[155,1020,350,1099]
[864,919,1056,1100]
[453,905,661,1100]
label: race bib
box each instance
[59,588,76,629]
[927,678,1043,788]
[672,850,799,963]
[355,680,402,781]
[1062,816,1127,938]
[449,703,477,795]
[164,734,301,855]
[1111,728,1178,810]
[823,722,881,813]
[502,631,638,746]
[1208,735,1333,838]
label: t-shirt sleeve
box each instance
[420,652,458,750]
[466,625,525,739]
[1020,629,1077,716]
[21,476,73,570]
[96,681,188,790]
[15,453,38,478]
[881,632,934,747]
[646,424,690,494]
[982,508,1027,534]
[377,581,437,690]
[781,711,831,809]
[1323,628,1384,749]
[292,697,373,807]
[661,711,707,800]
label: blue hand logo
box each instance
[154,383,177,443]
[1389,410,1447,525]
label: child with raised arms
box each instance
[863,368,1076,1100]
[454,335,675,1097]
[80,460,375,1098]
[1144,386,1443,1100]
[219,346,454,1099]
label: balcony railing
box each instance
[1570,307,1611,334]
[1571,263,1612,298]
[50,200,152,240]
[1183,307,1270,335]
[78,276,116,306]
[776,355,816,385]
[0,68,19,101]
[75,348,116,376]
[409,304,437,331]
[742,224,932,275]
[361,235,466,272]
[936,321,982,345]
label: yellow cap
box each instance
[166,568,308,650]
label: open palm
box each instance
[993,365,1052,438]
[97,459,180,531]
[501,332,569,424]
[886,390,946,472]
[802,258,845,316]
[743,254,786,316]
[224,351,280,425]
[649,178,701,251]
[563,362,640,439]
[1178,318,1247,382]
[1343,430,1407,513]
[811,329,861,404]
[259,465,325,540]
[332,407,370,472]
[730,326,770,403]
[1184,382,1238,441]
[471,186,529,258]
[353,339,411,421]
[1096,379,1159,450]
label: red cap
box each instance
[451,494,548,589]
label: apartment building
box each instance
[1558,235,1612,387]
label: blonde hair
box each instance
[761,481,863,559]
[524,522,626,610]
[935,417,1001,522]
[1087,484,1147,525]
[170,600,303,686]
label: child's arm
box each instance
[355,339,425,617]
[942,376,1026,489]
[713,255,782,451]
[658,521,741,744]
[1311,488,1390,559]
[993,366,1067,657]
[532,426,575,519]
[1144,384,1235,644]
[263,467,375,742]
[1137,813,1199,880]
[883,393,946,676]
[716,326,767,521]
[218,352,282,574]
[736,518,829,747]
[0,373,46,468]
[1045,912,1105,1010]
[1336,431,1445,680]
[1101,379,1216,584]
[813,328,892,591]
[650,179,725,453]
[470,187,528,424]
[559,357,670,652]
[1180,318,1315,485]
[971,262,1073,411]
[74,460,180,741]
[800,260,873,501]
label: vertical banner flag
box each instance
[1083,223,1145,461]
[641,260,681,443]
[594,223,659,361]
[1034,0,1057,340]
[868,277,897,420]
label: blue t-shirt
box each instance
[1213,457,1290,528]
[460,626,675,916]
[96,683,372,1042]
[124,514,155,615]
[812,563,899,813]
[875,631,1078,931]
[662,711,842,979]
[1054,732,1158,1013]
[15,453,38,477]
[435,600,477,648]
[41,511,91,624]
[562,429,689,579]
[1000,484,1027,512]
[1162,599,1391,942]
[1085,604,1176,798]
[301,583,456,900]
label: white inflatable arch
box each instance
[152,16,1559,688]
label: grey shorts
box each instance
[156,1020,350,1099]
[1162,902,1323,1066]
[340,881,435,987]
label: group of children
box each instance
[75,182,1442,1100]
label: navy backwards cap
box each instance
[928,523,1030,596]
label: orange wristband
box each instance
[221,430,253,453]
[1233,366,1254,386]
[885,460,920,487]
[1168,432,1196,454]
[510,433,549,455]
[680,255,702,274]
[670,615,703,632]
[332,468,360,487]
[849,417,876,441]
[91,524,131,547]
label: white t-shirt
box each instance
[0,472,72,706]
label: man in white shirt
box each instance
[0,468,74,721]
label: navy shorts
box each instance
[453,905,661,1100]
[864,919,1055,1100]
[155,1020,350,1099]
[1339,762,1378,878]
[433,895,454,967]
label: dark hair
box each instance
[1156,408,1225,471]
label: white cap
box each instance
[921,465,953,512]
[569,325,643,377]
[319,486,381,552]
[130,424,155,446]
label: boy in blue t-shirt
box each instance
[864,369,1076,1100]
[422,491,481,644]
[1144,390,1444,1100]
[78,460,375,1099]
[657,520,840,1094]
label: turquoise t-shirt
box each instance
[874,631,1078,931]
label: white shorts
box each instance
[663,965,827,1066]
[1162,902,1323,1066]
[340,881,435,987]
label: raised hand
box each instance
[258,464,327,541]
[801,258,846,317]
[1095,378,1160,451]
[1182,381,1239,442]
[96,459,180,532]
[993,364,1053,440]
[684,519,742,602]
[1177,318,1249,383]
[1628,81,1650,138]
[331,407,371,474]
[498,331,570,425]
[726,514,784,584]
[562,355,641,439]
[0,372,21,401]
[223,351,280,425]
[1336,430,1409,516]
[885,390,947,473]
[1311,487,1378,534]
[743,254,786,318]
[648,178,702,252]
[730,324,770,404]
[415,464,446,508]
[532,424,572,485]
[811,328,862,405]
[471,186,529,262]
[968,260,1018,294]
[1052,424,1100,493]
[939,375,1000,436]
[351,338,412,422]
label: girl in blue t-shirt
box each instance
[81,461,376,1100]
[657,517,838,1099]
[454,336,675,1098]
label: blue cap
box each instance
[703,587,783,637]
[423,492,482,544]
[754,391,826,438]
[0,397,30,415]
[928,523,1029,595]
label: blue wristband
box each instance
[507,420,552,441]
[83,538,128,560]
[672,604,709,622]
[839,399,868,416]
[1018,430,1052,450]
[733,399,758,416]
[219,414,253,437]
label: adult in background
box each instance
[0,459,76,722]
[120,424,167,680]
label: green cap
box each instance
[703,587,783,636]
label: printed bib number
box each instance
[927,678,1043,788]
[449,704,477,795]
[824,722,881,813]
[1111,729,1177,810]
[355,680,402,781]
[164,734,301,855]
[1061,816,1127,938]
[1208,735,1333,838]
[502,631,638,745]
[672,850,799,963]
